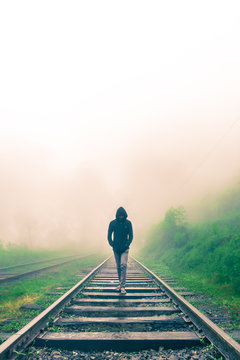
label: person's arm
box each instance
[126,221,133,247]
[107,221,114,247]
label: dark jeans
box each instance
[113,249,129,288]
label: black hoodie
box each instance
[107,207,133,253]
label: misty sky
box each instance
[0,1,240,249]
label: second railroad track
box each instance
[0,256,239,359]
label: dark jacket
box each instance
[108,207,133,253]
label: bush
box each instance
[140,199,240,294]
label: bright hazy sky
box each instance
[0,1,240,247]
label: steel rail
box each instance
[0,255,89,285]
[0,255,77,272]
[0,256,110,360]
[133,257,240,360]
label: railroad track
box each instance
[0,255,86,284]
[0,255,77,273]
[0,256,239,359]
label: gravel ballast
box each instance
[26,345,223,359]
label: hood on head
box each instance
[116,207,128,219]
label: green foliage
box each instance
[142,206,188,256]
[135,256,240,325]
[140,194,240,295]
[0,254,104,328]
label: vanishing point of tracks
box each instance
[0,257,240,359]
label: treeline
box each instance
[140,183,240,294]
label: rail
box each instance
[1,256,240,360]
[0,256,90,284]
[0,256,110,359]
[0,255,77,272]
[134,257,240,360]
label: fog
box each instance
[0,1,240,252]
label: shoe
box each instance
[120,287,127,295]
[115,285,121,291]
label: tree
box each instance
[161,206,188,248]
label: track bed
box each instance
[0,257,239,359]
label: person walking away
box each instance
[107,207,133,294]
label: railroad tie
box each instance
[36,258,201,351]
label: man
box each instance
[107,207,133,294]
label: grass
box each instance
[139,187,240,326]
[0,256,79,276]
[136,257,240,330]
[0,254,106,332]
[141,196,240,294]
[0,241,82,267]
